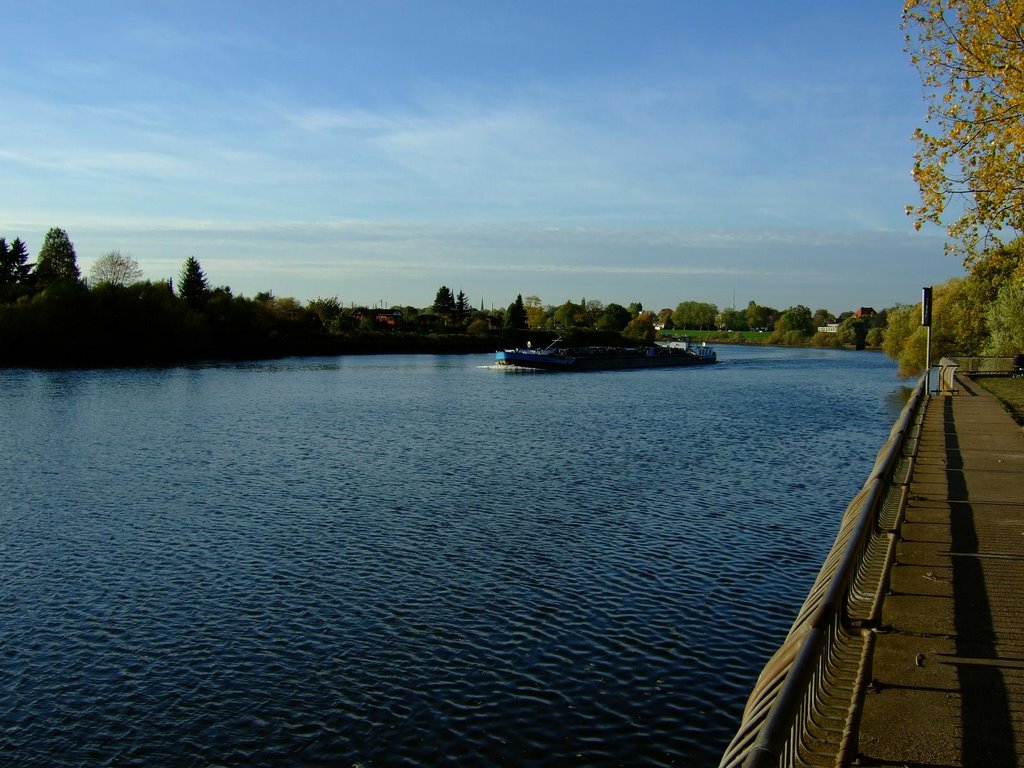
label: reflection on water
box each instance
[0,347,904,766]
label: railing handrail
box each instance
[720,374,929,768]
[943,355,1016,373]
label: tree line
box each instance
[12,224,1021,374]
[0,227,902,367]
[0,230,511,366]
[480,293,887,350]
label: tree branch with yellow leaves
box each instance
[903,0,1024,266]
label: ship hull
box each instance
[495,344,716,372]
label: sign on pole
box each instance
[921,286,932,327]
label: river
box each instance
[0,346,908,766]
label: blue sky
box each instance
[2,0,960,313]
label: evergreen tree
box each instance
[0,238,19,299]
[0,238,9,292]
[432,285,456,318]
[9,238,30,285]
[33,227,80,289]
[178,256,209,307]
[504,294,527,330]
[455,289,468,319]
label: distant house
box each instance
[818,323,840,334]
[853,307,876,319]
[352,308,403,328]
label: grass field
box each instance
[975,376,1024,426]
[659,329,772,344]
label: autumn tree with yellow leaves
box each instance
[903,0,1024,279]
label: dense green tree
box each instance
[89,250,144,287]
[672,301,718,330]
[467,316,491,335]
[883,303,928,376]
[33,227,80,289]
[627,301,643,316]
[811,329,843,348]
[178,256,209,307]
[940,239,1024,356]
[969,239,1024,295]
[623,311,656,343]
[267,296,303,317]
[718,307,747,331]
[579,299,603,328]
[596,303,631,332]
[985,285,1024,355]
[504,294,527,330]
[780,330,807,346]
[553,299,585,328]
[773,305,815,339]
[933,277,989,356]
[836,316,867,348]
[523,295,547,329]
[882,279,976,375]
[307,296,344,334]
[745,301,777,331]
[811,308,835,328]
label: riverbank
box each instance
[0,290,875,369]
[0,325,645,369]
[660,328,881,351]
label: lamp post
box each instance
[922,286,932,393]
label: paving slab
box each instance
[856,380,1024,767]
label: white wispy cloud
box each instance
[286,108,401,133]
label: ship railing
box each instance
[719,374,928,768]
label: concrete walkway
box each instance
[857,377,1024,767]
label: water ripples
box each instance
[0,349,904,766]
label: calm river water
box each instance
[0,346,907,767]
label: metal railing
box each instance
[944,355,1016,374]
[719,375,929,768]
